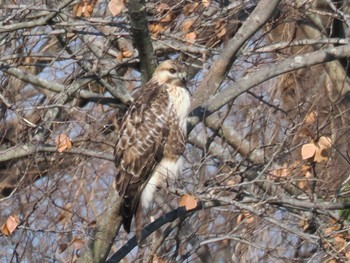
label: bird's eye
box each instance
[169,68,177,74]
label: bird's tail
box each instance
[120,195,135,233]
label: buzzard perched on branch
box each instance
[114,60,191,238]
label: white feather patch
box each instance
[141,157,184,209]
[168,87,191,131]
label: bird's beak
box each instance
[177,72,187,83]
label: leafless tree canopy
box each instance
[2,0,350,262]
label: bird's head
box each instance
[152,60,187,86]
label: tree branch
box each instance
[77,192,123,263]
[191,0,281,111]
[0,0,75,33]
[0,143,114,163]
[206,44,350,113]
[106,200,223,262]
[127,0,157,83]
[0,64,125,106]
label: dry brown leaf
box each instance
[71,237,85,250]
[217,27,226,39]
[179,194,197,210]
[202,0,211,8]
[302,221,310,231]
[237,211,255,224]
[117,52,124,62]
[238,211,255,224]
[298,180,307,190]
[236,213,244,224]
[314,136,331,163]
[183,2,199,16]
[298,215,311,231]
[182,19,195,33]
[301,137,332,163]
[334,235,346,248]
[301,164,311,173]
[156,3,174,23]
[73,0,97,17]
[323,226,335,235]
[215,20,227,39]
[156,3,169,12]
[226,180,236,186]
[269,167,289,179]
[304,170,312,178]
[160,13,175,23]
[301,143,317,160]
[314,148,330,163]
[122,50,133,58]
[58,203,73,223]
[246,216,255,224]
[318,136,332,149]
[185,32,197,42]
[304,111,317,124]
[1,223,10,236]
[56,134,72,153]
[149,23,166,36]
[108,0,125,16]
[1,215,20,236]
[87,220,97,228]
[152,254,165,263]
[346,251,350,261]
[58,243,68,253]
[298,127,313,138]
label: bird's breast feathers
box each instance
[167,85,191,131]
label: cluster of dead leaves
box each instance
[322,220,350,261]
[148,0,216,40]
[301,136,332,163]
[1,215,20,236]
[73,0,98,17]
[55,134,72,153]
[268,109,332,190]
[268,162,298,180]
[299,216,350,261]
[237,211,255,225]
[268,162,313,190]
[299,111,332,163]
[73,0,125,17]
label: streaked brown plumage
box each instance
[114,60,191,237]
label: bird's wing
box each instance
[114,83,171,232]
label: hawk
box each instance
[114,60,191,238]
